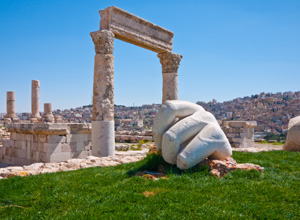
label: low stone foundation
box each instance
[115,130,153,143]
[222,121,257,148]
[1,123,92,165]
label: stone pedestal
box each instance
[4,91,19,122]
[158,52,182,103]
[90,30,115,157]
[31,80,41,122]
[42,103,54,123]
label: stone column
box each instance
[31,80,41,122]
[90,30,115,157]
[42,103,54,122]
[157,52,182,103]
[5,91,19,122]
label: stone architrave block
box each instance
[99,6,173,53]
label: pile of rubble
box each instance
[199,157,263,178]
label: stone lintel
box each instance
[6,123,92,135]
[99,6,173,53]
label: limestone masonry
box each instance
[1,123,92,165]
[99,6,173,53]
[91,6,182,158]
[222,121,257,148]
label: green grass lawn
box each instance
[0,151,299,219]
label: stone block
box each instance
[76,142,85,151]
[5,147,11,156]
[21,141,27,150]
[66,134,88,143]
[38,143,45,152]
[32,142,38,151]
[226,133,237,138]
[30,151,35,160]
[47,135,66,143]
[3,156,12,164]
[10,133,18,140]
[99,6,173,53]
[38,135,47,143]
[70,142,77,152]
[87,134,92,142]
[39,152,47,162]
[84,141,92,151]
[2,139,11,148]
[0,147,3,161]
[19,149,26,158]
[49,152,71,163]
[14,140,21,149]
[44,143,61,154]
[26,146,31,159]
[61,143,71,152]
[76,151,91,159]
[11,148,18,157]
[26,134,34,142]
[33,135,38,142]
[231,138,242,143]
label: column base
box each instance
[92,120,115,157]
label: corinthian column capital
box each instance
[90,30,115,54]
[158,52,182,73]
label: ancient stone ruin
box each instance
[2,123,91,166]
[90,6,182,157]
[30,80,41,122]
[222,121,257,148]
[4,91,20,123]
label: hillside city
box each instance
[1,91,300,137]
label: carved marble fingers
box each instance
[153,100,232,170]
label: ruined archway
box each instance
[90,6,182,157]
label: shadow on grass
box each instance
[127,153,210,177]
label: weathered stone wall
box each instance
[115,130,153,143]
[1,123,92,165]
[222,121,257,148]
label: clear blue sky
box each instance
[0,0,299,113]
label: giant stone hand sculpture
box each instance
[153,100,232,170]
